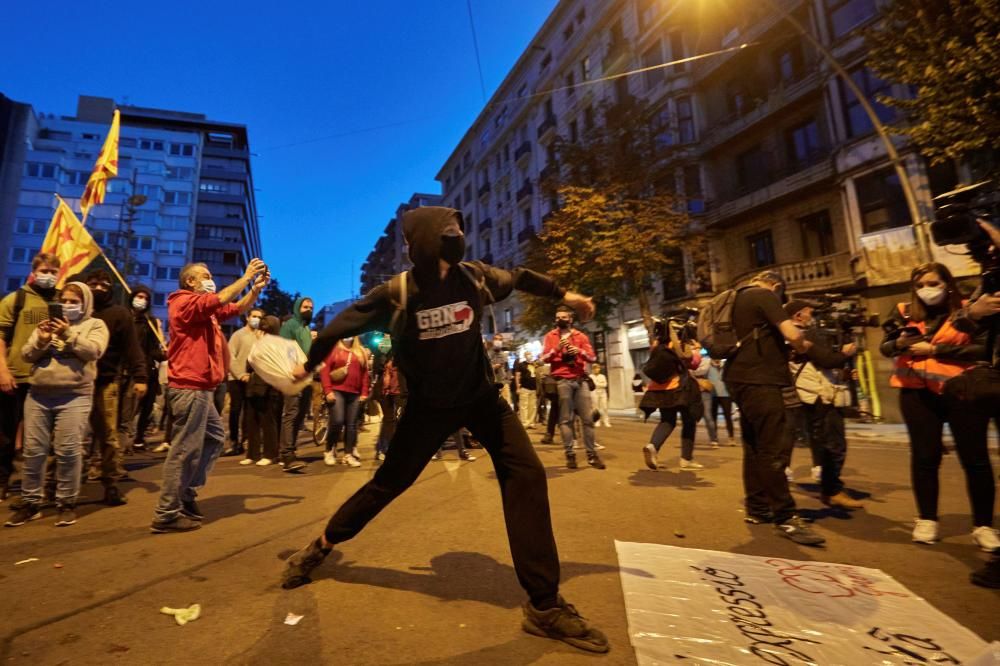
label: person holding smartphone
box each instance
[880,262,997,551]
[5,282,108,527]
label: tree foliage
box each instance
[258,278,299,319]
[519,97,701,336]
[866,0,1000,174]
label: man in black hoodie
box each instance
[280,207,609,654]
[79,269,147,506]
[120,284,165,452]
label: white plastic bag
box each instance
[247,335,311,396]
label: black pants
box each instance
[545,394,559,438]
[227,379,247,445]
[376,394,399,454]
[730,383,796,523]
[245,391,282,461]
[0,383,30,484]
[134,381,159,444]
[711,396,735,439]
[803,401,847,497]
[899,388,995,526]
[322,390,560,607]
[649,408,698,459]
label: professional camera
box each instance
[652,308,699,344]
[931,180,1000,293]
[808,296,879,333]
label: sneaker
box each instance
[521,596,609,654]
[811,466,822,482]
[775,516,826,546]
[323,451,337,467]
[566,454,578,470]
[221,445,240,457]
[181,499,204,521]
[103,486,127,507]
[458,452,476,462]
[55,506,78,527]
[351,448,361,460]
[239,458,255,466]
[281,537,332,589]
[344,454,362,468]
[912,519,939,545]
[744,512,774,525]
[431,453,442,461]
[972,526,1000,552]
[970,555,1000,588]
[86,468,101,483]
[709,441,720,449]
[594,443,606,450]
[540,435,554,444]
[587,454,606,470]
[255,458,274,467]
[281,459,306,473]
[642,444,658,471]
[822,492,864,510]
[150,516,202,534]
[5,504,41,527]
[152,443,170,453]
[784,467,794,482]
[375,452,386,462]
[679,458,704,470]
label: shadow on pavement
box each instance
[393,635,607,665]
[200,493,305,521]
[627,469,715,490]
[226,588,324,665]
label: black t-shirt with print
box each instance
[723,286,792,386]
[514,360,537,391]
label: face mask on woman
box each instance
[916,286,947,306]
[62,304,83,321]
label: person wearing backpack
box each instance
[701,270,821,546]
[280,206,609,654]
[0,252,62,501]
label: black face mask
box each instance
[92,289,112,307]
[300,311,313,324]
[556,319,570,330]
[440,234,465,265]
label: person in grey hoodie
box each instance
[5,282,109,528]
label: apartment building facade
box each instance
[0,94,262,326]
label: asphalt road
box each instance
[1,413,997,665]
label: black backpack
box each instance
[696,288,759,360]
[0,288,28,345]
[386,262,498,343]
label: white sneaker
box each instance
[255,458,273,467]
[972,526,1000,552]
[239,458,254,466]
[643,444,658,470]
[376,452,385,461]
[152,443,170,453]
[345,454,362,468]
[604,423,612,428]
[680,458,704,470]
[594,442,606,450]
[594,422,601,428]
[784,467,794,482]
[912,519,939,544]
[351,447,361,460]
[811,466,822,482]
[323,451,337,466]
[709,441,720,449]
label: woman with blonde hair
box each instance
[320,336,369,467]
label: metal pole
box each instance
[760,0,933,262]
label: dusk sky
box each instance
[1,0,559,308]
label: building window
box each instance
[522,206,533,230]
[169,143,195,157]
[736,145,770,192]
[563,22,575,41]
[8,247,32,264]
[676,96,695,143]
[129,236,155,251]
[24,163,58,179]
[825,0,878,39]
[581,56,591,81]
[583,106,595,131]
[15,218,47,235]
[153,293,167,307]
[164,191,192,205]
[642,42,664,90]
[748,230,776,268]
[199,181,228,193]
[138,139,164,151]
[223,251,239,265]
[566,70,576,98]
[156,266,182,280]
[503,308,513,332]
[785,119,823,167]
[131,262,152,277]
[842,67,895,138]
[64,170,88,185]
[165,240,187,255]
[166,166,194,180]
[136,183,160,198]
[196,225,241,243]
[774,40,805,84]
[161,215,190,230]
[668,31,686,70]
[799,211,835,258]
[856,168,909,233]
[569,119,579,144]
[120,138,137,148]
[5,278,21,292]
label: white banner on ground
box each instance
[615,541,992,665]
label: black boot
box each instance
[103,485,127,506]
[566,453,578,469]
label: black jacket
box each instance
[93,302,147,385]
[131,285,165,377]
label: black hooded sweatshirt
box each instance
[92,296,147,386]
[131,285,166,377]
[308,207,566,409]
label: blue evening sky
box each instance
[0,0,558,308]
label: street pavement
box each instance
[1,412,998,665]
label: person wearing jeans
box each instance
[375,356,402,460]
[278,297,315,472]
[541,306,603,470]
[6,282,108,528]
[320,337,369,467]
[151,259,267,533]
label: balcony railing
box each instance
[514,140,532,163]
[731,252,853,292]
[692,0,803,82]
[537,115,557,139]
[478,181,491,198]
[479,217,493,232]
[516,180,534,202]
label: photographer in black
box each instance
[784,300,863,510]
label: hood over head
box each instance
[62,281,94,321]
[291,296,313,324]
[401,206,465,275]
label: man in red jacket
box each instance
[150,259,267,533]
[541,306,603,470]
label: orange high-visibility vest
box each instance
[890,303,973,394]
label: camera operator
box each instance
[879,262,997,552]
[784,301,862,510]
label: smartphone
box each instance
[47,302,63,321]
[899,326,922,337]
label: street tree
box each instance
[519,96,703,337]
[258,278,299,319]
[866,0,1000,175]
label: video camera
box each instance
[811,296,879,333]
[652,308,699,345]
[931,180,1000,293]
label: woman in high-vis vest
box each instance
[880,263,997,552]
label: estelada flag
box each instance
[41,196,103,288]
[79,108,120,220]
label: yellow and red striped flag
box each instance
[79,108,120,221]
[41,196,103,287]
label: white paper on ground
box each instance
[615,541,989,666]
[284,612,304,626]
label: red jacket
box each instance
[321,344,370,397]
[541,328,596,380]
[166,291,241,390]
